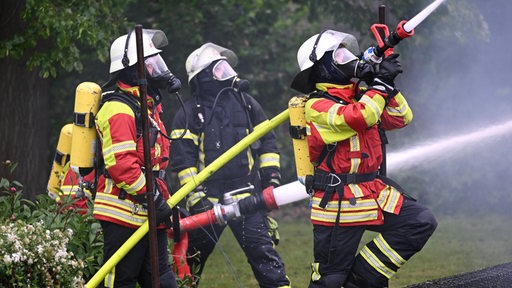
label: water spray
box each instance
[387,120,512,172]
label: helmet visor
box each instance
[144,54,170,78]
[332,47,358,65]
[212,60,237,81]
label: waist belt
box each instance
[306,169,377,209]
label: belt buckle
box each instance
[327,173,341,187]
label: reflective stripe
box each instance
[247,145,254,172]
[310,197,380,224]
[60,185,78,196]
[178,167,198,185]
[103,141,137,168]
[385,102,408,116]
[311,262,321,282]
[259,152,280,168]
[374,234,406,268]
[348,183,364,198]
[377,186,401,213]
[118,172,145,195]
[93,193,148,226]
[386,92,413,124]
[327,103,344,132]
[349,136,360,171]
[358,95,382,126]
[186,191,206,209]
[105,267,115,287]
[360,246,395,279]
[306,99,356,144]
[170,129,199,145]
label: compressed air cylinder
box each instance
[47,123,73,199]
[288,96,314,184]
[70,82,102,176]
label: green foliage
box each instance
[0,160,103,285]
[0,0,134,78]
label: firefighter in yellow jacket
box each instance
[291,30,437,288]
[93,29,181,288]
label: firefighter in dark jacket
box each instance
[170,43,290,288]
[291,30,438,288]
[93,29,181,288]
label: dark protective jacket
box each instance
[170,88,280,198]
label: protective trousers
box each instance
[309,199,437,288]
[186,209,290,288]
[100,221,177,288]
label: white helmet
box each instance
[109,29,168,74]
[291,30,360,94]
[185,42,238,83]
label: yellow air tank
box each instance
[47,123,73,200]
[288,95,314,184]
[70,82,102,177]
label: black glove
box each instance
[154,190,173,226]
[133,188,173,227]
[260,167,281,189]
[369,54,402,101]
[374,53,403,86]
[186,186,214,215]
[167,74,182,94]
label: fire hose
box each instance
[85,110,290,287]
[167,181,308,238]
[363,0,447,63]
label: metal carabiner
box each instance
[327,173,341,187]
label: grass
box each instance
[191,205,512,287]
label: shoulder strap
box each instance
[309,91,348,105]
[101,91,142,136]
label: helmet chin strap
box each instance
[122,29,135,68]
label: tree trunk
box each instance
[1,0,50,199]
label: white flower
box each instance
[4,254,12,265]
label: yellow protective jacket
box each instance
[306,82,413,226]
[93,82,171,228]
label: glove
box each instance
[133,188,173,227]
[260,167,281,189]
[374,53,403,86]
[186,186,214,215]
[369,54,402,101]
[167,74,182,94]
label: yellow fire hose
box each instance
[86,109,290,287]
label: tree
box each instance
[0,0,133,198]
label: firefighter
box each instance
[170,43,290,288]
[290,30,438,288]
[92,29,181,288]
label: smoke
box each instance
[385,0,512,216]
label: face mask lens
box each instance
[144,54,170,78]
[332,47,357,65]
[212,60,237,81]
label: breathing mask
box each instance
[145,54,182,93]
[331,46,375,83]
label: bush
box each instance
[0,160,103,287]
